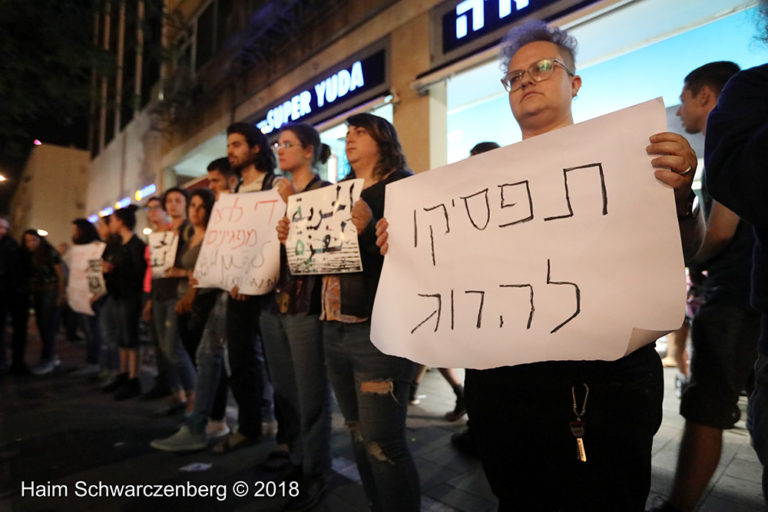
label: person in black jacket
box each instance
[279,113,419,512]
[22,229,65,375]
[101,205,147,400]
[704,0,768,503]
[0,215,30,375]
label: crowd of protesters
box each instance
[2,9,768,512]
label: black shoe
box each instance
[261,449,291,472]
[451,428,478,457]
[114,378,142,401]
[140,383,172,401]
[102,372,128,393]
[445,385,466,421]
[284,474,326,511]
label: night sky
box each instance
[0,0,97,213]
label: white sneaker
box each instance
[205,420,231,439]
[150,426,208,452]
[31,361,55,375]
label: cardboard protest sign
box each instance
[285,179,363,275]
[371,98,685,369]
[148,231,179,279]
[67,242,106,315]
[193,189,285,295]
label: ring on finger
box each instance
[678,165,692,175]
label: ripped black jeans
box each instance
[323,320,420,512]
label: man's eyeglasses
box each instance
[501,58,575,93]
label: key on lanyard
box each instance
[570,384,589,462]
[570,420,587,462]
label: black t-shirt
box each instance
[28,243,62,293]
[108,234,147,299]
[0,235,28,294]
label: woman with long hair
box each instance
[261,123,333,509]
[152,187,238,451]
[70,218,105,376]
[22,229,65,375]
[277,113,419,511]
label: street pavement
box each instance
[0,330,765,511]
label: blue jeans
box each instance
[323,321,420,512]
[32,288,61,363]
[79,296,105,365]
[186,293,228,434]
[153,298,196,392]
[261,310,331,476]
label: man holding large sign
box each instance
[374,21,703,510]
[207,122,290,453]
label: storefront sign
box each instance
[256,48,387,135]
[432,0,598,66]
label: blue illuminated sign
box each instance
[135,184,157,201]
[255,49,387,135]
[441,0,597,55]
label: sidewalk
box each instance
[0,333,764,511]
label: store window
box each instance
[446,5,768,164]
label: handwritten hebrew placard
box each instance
[68,242,106,315]
[193,190,285,295]
[148,231,179,279]
[371,98,685,369]
[285,179,363,275]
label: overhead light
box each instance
[33,139,42,146]
[115,197,131,209]
[0,174,6,182]
[135,184,157,201]
[37,229,49,236]
[142,227,153,236]
[99,207,114,217]
[87,214,99,223]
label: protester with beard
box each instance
[211,122,290,453]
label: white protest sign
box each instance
[193,189,285,295]
[67,242,106,315]
[371,98,685,370]
[148,231,179,279]
[285,179,363,275]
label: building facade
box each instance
[10,144,90,247]
[85,0,768,222]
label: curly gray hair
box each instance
[500,20,577,72]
